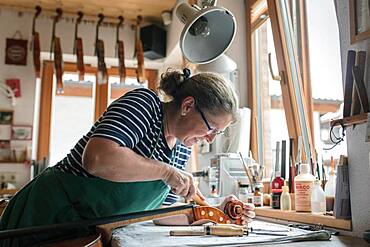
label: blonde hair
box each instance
[158,68,238,121]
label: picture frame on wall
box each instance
[11,125,32,140]
[0,111,13,125]
[0,140,11,161]
[350,0,370,44]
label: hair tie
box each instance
[183,68,191,79]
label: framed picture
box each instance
[0,111,13,125]
[0,140,11,161]
[350,0,370,44]
[11,125,32,140]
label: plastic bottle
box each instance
[294,163,315,212]
[280,182,291,211]
[325,156,336,212]
[271,171,284,209]
[311,180,326,215]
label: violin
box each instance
[31,6,41,78]
[116,16,126,84]
[74,11,85,81]
[95,14,107,85]
[51,8,64,94]
[135,15,146,84]
[0,203,243,247]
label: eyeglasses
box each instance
[196,105,225,136]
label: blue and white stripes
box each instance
[55,88,191,205]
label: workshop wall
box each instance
[335,0,370,237]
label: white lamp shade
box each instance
[197,54,237,73]
[176,3,236,64]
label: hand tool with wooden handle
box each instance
[170,225,246,237]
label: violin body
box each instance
[33,32,41,78]
[75,37,85,81]
[117,41,126,84]
[135,16,146,84]
[96,39,107,84]
[54,37,64,94]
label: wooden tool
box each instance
[31,6,41,78]
[116,16,126,84]
[343,50,356,117]
[352,51,368,113]
[135,15,146,83]
[73,11,85,81]
[351,51,367,116]
[95,14,107,84]
[50,8,64,94]
[0,203,244,246]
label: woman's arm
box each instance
[82,137,167,182]
[82,137,196,200]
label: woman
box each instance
[0,68,255,246]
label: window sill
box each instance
[255,207,351,230]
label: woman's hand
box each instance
[162,166,196,201]
[218,195,255,225]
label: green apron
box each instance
[0,167,170,246]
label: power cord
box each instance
[323,123,345,151]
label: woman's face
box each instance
[174,97,234,147]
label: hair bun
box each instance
[183,68,191,79]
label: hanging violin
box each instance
[31,6,41,78]
[74,11,85,81]
[0,203,244,246]
[95,14,107,85]
[50,8,64,94]
[135,15,146,84]
[116,16,126,84]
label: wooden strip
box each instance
[37,61,54,160]
[330,113,368,127]
[342,50,356,117]
[255,207,351,230]
[246,0,259,162]
[353,66,369,113]
[299,0,315,153]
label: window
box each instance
[36,62,158,162]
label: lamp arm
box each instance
[201,0,217,8]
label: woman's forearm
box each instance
[82,137,168,182]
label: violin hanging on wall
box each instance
[116,16,126,84]
[74,11,85,81]
[95,14,107,85]
[135,15,146,84]
[50,8,64,94]
[31,6,41,78]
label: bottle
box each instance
[311,180,326,215]
[253,185,263,207]
[238,184,249,203]
[280,182,291,211]
[294,163,315,212]
[271,171,284,209]
[325,156,336,212]
[210,185,218,197]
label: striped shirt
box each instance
[55,88,192,205]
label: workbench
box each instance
[111,220,369,246]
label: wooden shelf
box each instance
[330,113,368,127]
[0,189,17,195]
[255,207,351,230]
